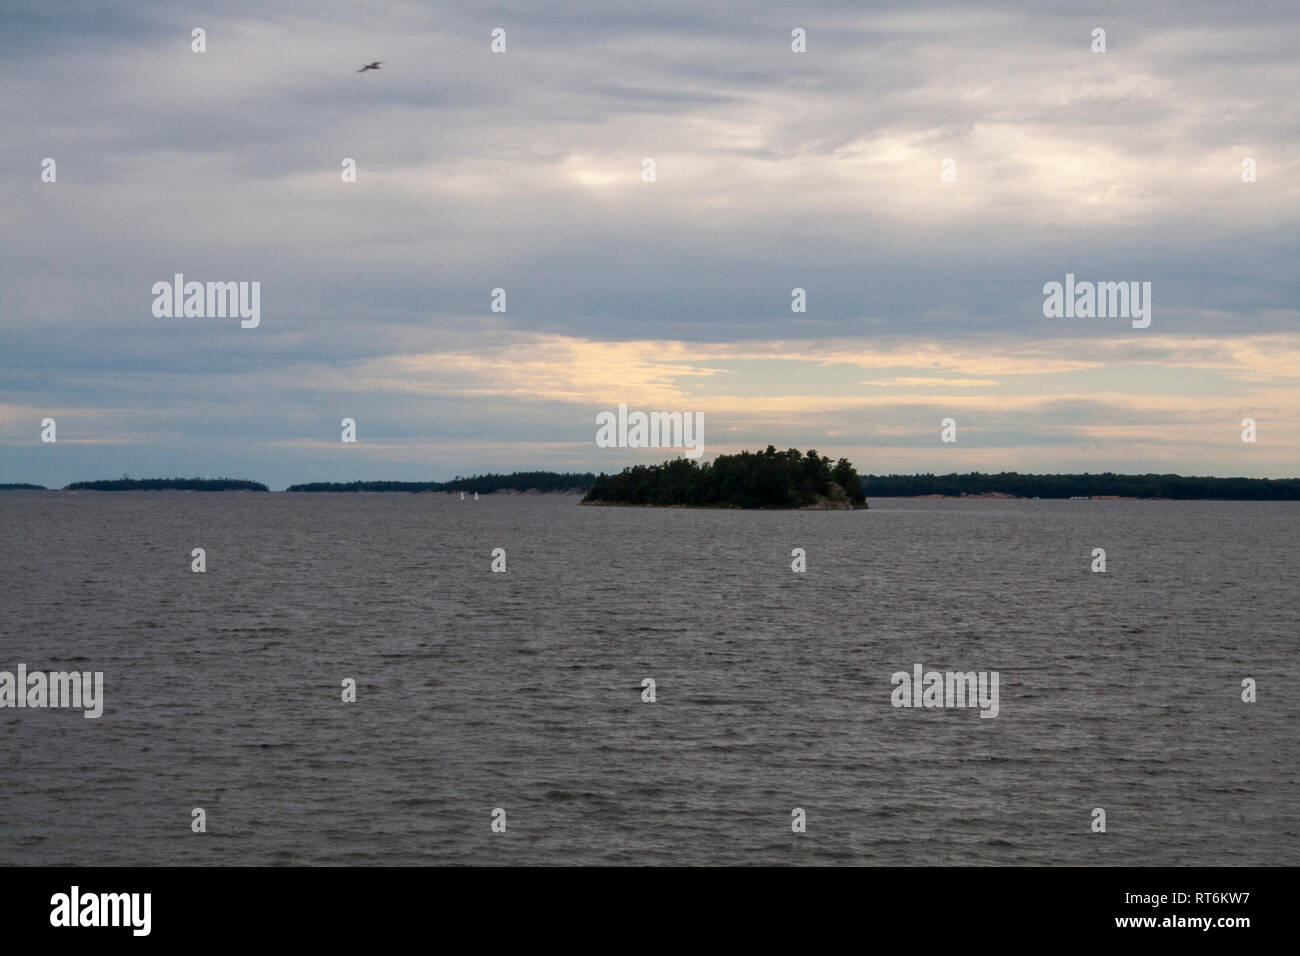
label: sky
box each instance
[2,0,1297,490]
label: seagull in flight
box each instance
[357,61,383,72]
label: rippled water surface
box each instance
[1,491,1296,865]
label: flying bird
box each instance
[357,61,383,72]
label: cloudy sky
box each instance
[2,0,1297,489]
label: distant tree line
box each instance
[62,477,269,491]
[583,447,866,508]
[863,472,1300,500]
[286,472,596,493]
[28,470,1300,499]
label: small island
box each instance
[63,477,269,492]
[582,446,867,509]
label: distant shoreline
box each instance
[6,488,1299,503]
[904,492,1153,500]
[4,469,1300,501]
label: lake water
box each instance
[1,492,1296,865]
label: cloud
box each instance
[1,0,1297,486]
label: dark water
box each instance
[1,491,1296,865]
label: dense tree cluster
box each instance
[862,472,1300,500]
[62,477,268,491]
[0,483,46,490]
[286,472,596,493]
[582,447,866,508]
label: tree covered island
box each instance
[63,477,268,491]
[582,447,867,509]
